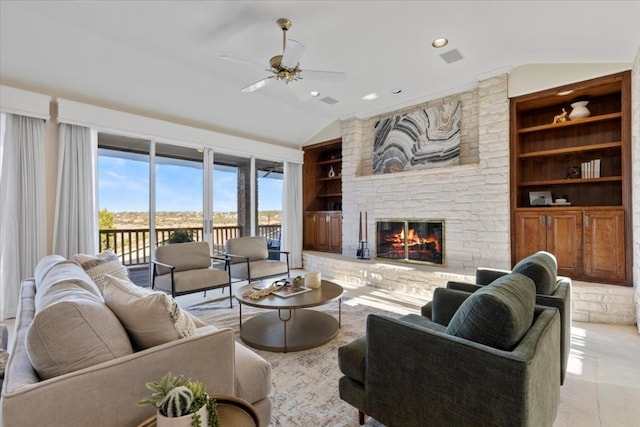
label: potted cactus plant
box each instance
[137,373,219,427]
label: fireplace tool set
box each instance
[357,211,370,259]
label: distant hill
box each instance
[112,211,281,229]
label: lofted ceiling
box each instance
[1,1,639,149]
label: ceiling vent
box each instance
[440,49,464,64]
[320,96,339,105]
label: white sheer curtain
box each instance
[0,113,46,320]
[281,161,303,269]
[53,124,98,258]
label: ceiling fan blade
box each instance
[219,54,266,68]
[281,39,305,69]
[241,77,274,93]
[299,69,347,83]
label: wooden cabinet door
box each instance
[328,212,342,253]
[316,214,330,251]
[304,212,318,250]
[514,211,547,262]
[547,211,582,277]
[583,210,625,282]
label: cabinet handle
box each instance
[326,215,330,222]
[547,215,552,227]
[540,216,545,227]
[585,214,589,228]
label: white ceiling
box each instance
[1,1,639,149]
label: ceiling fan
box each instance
[221,18,346,93]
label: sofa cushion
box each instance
[26,285,133,380]
[445,273,536,350]
[512,251,558,295]
[34,255,102,302]
[102,274,196,350]
[74,250,129,292]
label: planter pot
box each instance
[157,405,208,427]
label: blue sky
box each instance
[98,155,282,212]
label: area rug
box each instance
[186,297,395,427]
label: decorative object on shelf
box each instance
[564,166,581,179]
[552,108,568,124]
[328,165,336,177]
[137,373,219,427]
[528,191,552,207]
[569,100,590,119]
[292,276,304,287]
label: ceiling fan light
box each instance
[432,38,448,48]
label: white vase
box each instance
[156,405,208,427]
[569,101,590,119]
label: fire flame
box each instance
[385,228,440,252]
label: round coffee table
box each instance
[234,280,344,352]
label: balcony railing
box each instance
[99,225,281,266]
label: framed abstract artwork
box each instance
[372,100,461,174]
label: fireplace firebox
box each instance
[376,220,444,266]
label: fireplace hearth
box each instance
[376,220,444,266]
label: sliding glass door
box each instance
[97,133,150,266]
[97,132,289,277]
[154,143,205,245]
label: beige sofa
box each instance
[1,255,272,427]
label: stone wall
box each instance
[341,74,510,272]
[304,251,636,325]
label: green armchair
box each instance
[338,273,561,427]
[442,251,571,384]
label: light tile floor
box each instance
[3,276,639,426]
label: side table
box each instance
[136,395,259,427]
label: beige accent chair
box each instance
[224,236,290,283]
[152,241,232,306]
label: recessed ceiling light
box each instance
[310,91,320,97]
[362,92,378,101]
[432,38,448,48]
[391,88,402,94]
[557,90,574,96]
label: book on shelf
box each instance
[593,158,601,178]
[581,159,601,179]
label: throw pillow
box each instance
[512,251,558,295]
[26,288,133,380]
[102,274,197,350]
[74,250,129,292]
[445,273,536,350]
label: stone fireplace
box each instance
[376,220,445,266]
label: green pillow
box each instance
[512,251,558,295]
[445,273,536,350]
